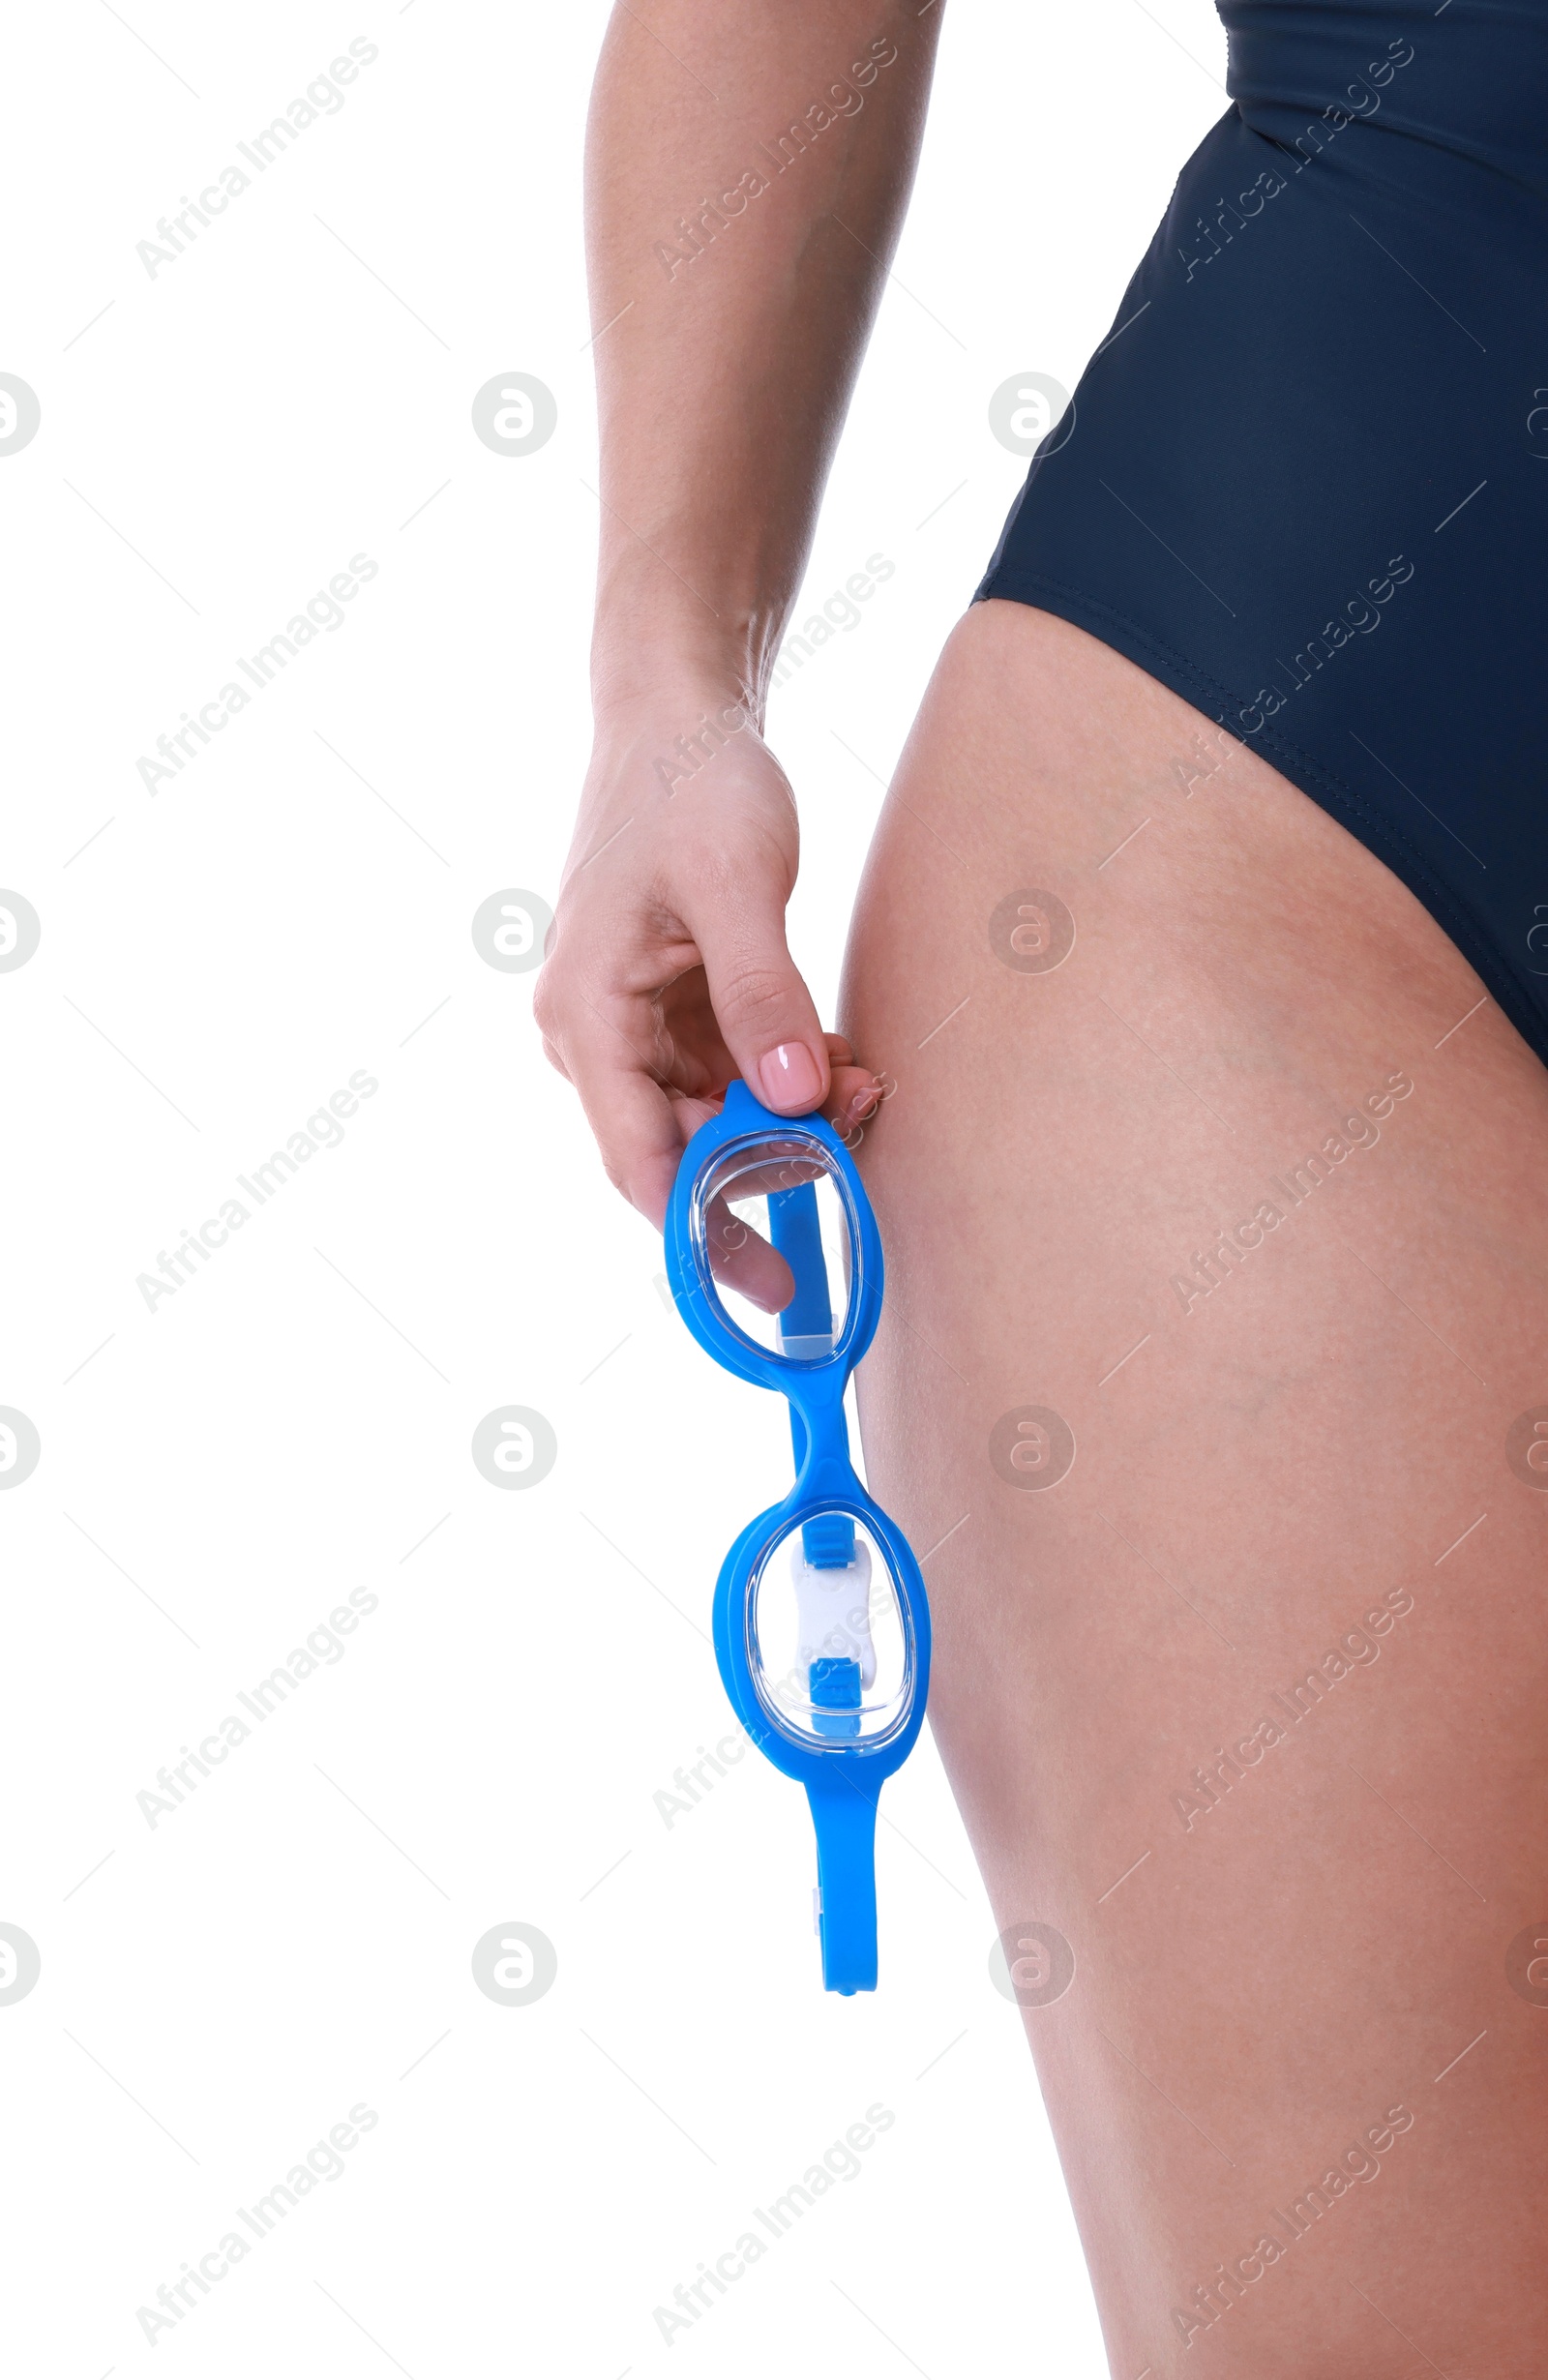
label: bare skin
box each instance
[843,598,1548,2375]
[538,2,941,1205]
[541,6,1548,2370]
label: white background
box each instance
[2,1,1227,2370]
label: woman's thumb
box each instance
[693,900,830,1115]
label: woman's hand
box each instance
[534,680,883,1238]
[551,0,939,1253]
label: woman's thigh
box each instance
[840,599,1548,2379]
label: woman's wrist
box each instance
[580,670,774,827]
[589,545,794,730]
[588,630,772,741]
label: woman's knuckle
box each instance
[531,973,564,1037]
[537,1030,571,1082]
[715,962,791,1028]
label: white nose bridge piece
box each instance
[790,1535,877,1688]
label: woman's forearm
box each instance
[584,0,943,720]
[536,3,935,1215]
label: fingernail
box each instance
[757,1042,822,1110]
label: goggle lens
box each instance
[747,1510,915,1749]
[689,1134,857,1359]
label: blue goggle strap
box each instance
[765,1175,879,1990]
[806,1768,880,1994]
[767,1183,856,1572]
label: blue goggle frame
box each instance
[664,1078,933,1994]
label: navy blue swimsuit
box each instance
[976,0,1548,1065]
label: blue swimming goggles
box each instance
[665,1079,932,1995]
